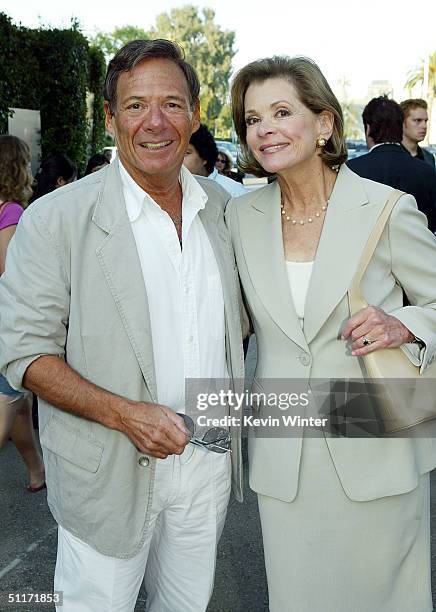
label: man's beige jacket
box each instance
[0,162,244,558]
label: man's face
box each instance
[105,58,200,188]
[183,143,208,176]
[403,107,428,144]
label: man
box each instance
[348,95,436,232]
[183,123,247,197]
[400,98,435,168]
[0,40,244,611]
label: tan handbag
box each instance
[348,189,436,433]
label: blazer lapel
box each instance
[92,162,157,401]
[200,198,244,380]
[303,165,382,344]
[238,180,309,351]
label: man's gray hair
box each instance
[104,39,200,114]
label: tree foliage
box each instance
[88,45,107,154]
[0,13,107,173]
[93,26,149,59]
[405,51,436,97]
[92,5,236,133]
[405,51,436,141]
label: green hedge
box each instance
[88,46,106,155]
[0,13,106,174]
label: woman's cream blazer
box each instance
[226,164,436,502]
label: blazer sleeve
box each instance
[0,206,70,391]
[387,193,436,372]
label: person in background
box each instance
[227,55,436,612]
[184,124,247,197]
[400,98,435,168]
[348,96,436,232]
[0,135,45,493]
[30,152,77,202]
[215,149,233,176]
[84,153,109,176]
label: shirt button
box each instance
[184,286,190,295]
[299,353,311,366]
[138,456,150,467]
[187,335,194,344]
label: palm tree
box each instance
[405,51,436,143]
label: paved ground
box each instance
[0,439,268,612]
[1,338,436,611]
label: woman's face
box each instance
[215,153,229,174]
[244,77,330,175]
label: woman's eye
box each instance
[276,108,290,118]
[246,116,259,126]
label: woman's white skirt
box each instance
[257,436,432,612]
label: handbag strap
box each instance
[348,189,404,315]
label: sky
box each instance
[2,0,435,101]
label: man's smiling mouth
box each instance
[139,141,172,150]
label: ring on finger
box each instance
[362,336,372,346]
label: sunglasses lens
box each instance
[202,427,231,451]
[177,413,195,437]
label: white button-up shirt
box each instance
[119,161,228,414]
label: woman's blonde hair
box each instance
[231,56,347,177]
[0,135,33,206]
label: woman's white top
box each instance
[285,261,314,323]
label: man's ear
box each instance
[317,110,334,140]
[104,101,114,134]
[191,100,201,134]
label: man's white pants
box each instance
[54,444,231,612]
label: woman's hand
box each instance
[341,306,415,356]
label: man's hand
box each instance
[341,306,414,356]
[22,355,191,460]
[117,402,191,459]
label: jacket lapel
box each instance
[238,180,309,351]
[92,162,157,401]
[303,165,381,343]
[200,197,244,380]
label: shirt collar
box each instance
[119,160,208,223]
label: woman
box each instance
[226,56,436,611]
[215,150,233,176]
[30,151,76,202]
[0,135,45,492]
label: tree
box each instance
[93,6,236,131]
[93,26,149,59]
[405,51,436,142]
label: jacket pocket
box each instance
[40,413,104,473]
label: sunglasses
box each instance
[177,413,231,453]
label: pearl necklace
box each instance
[281,199,328,225]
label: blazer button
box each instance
[138,456,150,467]
[299,353,311,366]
